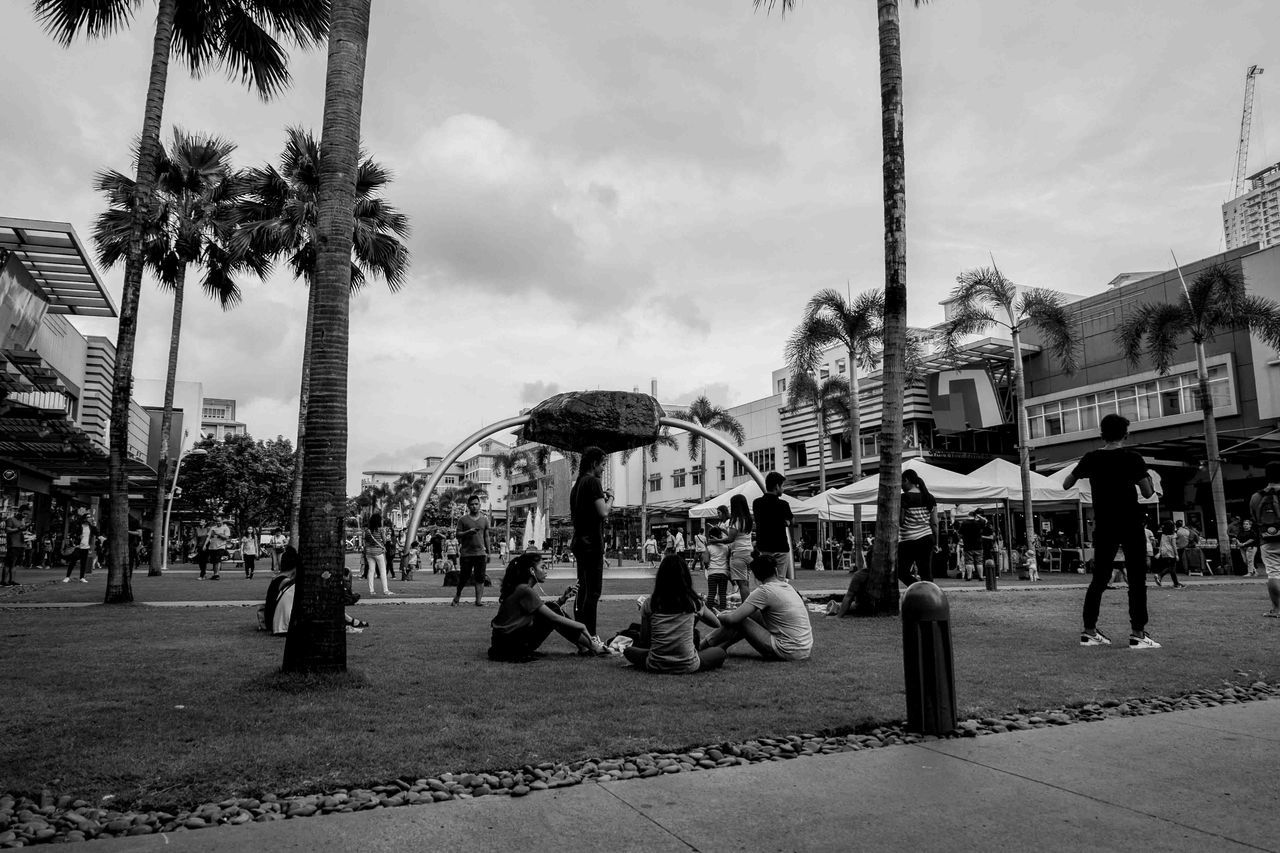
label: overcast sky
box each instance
[3,1,1277,492]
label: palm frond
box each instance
[937,305,997,358]
[785,313,842,376]
[954,267,1016,322]
[1115,302,1189,373]
[1018,289,1079,374]
[1235,295,1280,352]
[33,0,138,46]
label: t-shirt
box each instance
[570,474,606,551]
[959,518,985,550]
[694,533,707,553]
[490,585,543,635]
[1070,449,1148,531]
[208,524,230,550]
[5,516,25,549]
[742,579,812,660]
[430,534,444,557]
[642,602,700,674]
[362,527,385,556]
[445,537,458,556]
[456,513,489,556]
[1174,526,1190,549]
[241,536,258,557]
[673,532,686,553]
[706,542,729,575]
[752,493,792,552]
[900,490,934,542]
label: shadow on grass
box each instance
[242,669,372,694]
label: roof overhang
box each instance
[0,217,117,317]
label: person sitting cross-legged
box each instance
[699,554,813,661]
[624,554,726,674]
[488,552,608,661]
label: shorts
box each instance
[207,549,230,563]
[963,549,984,570]
[769,636,811,662]
[1260,541,1280,579]
[458,554,487,585]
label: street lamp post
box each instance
[160,448,207,573]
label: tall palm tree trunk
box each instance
[1011,325,1035,553]
[288,292,315,549]
[105,0,178,604]
[640,448,649,554]
[149,272,186,575]
[815,408,827,554]
[868,0,908,614]
[700,444,708,504]
[282,0,370,673]
[1196,342,1231,572]
[848,355,864,570]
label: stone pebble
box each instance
[3,680,1276,846]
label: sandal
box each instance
[350,618,369,628]
[1264,611,1280,618]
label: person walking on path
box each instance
[362,512,393,596]
[752,472,796,581]
[897,469,938,586]
[445,532,459,572]
[1064,413,1160,649]
[1248,461,1280,618]
[644,533,658,568]
[958,510,986,581]
[672,528,687,564]
[63,507,94,583]
[1238,519,1259,577]
[1153,520,1185,588]
[3,505,30,586]
[241,530,258,579]
[570,446,613,643]
[453,496,491,607]
[700,554,813,661]
[205,516,231,581]
[193,518,210,579]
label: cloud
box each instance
[361,441,450,473]
[520,381,561,405]
[667,382,735,409]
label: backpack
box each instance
[1256,488,1280,542]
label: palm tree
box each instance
[92,129,266,578]
[282,0,371,674]
[785,287,884,570]
[620,430,680,548]
[671,396,746,504]
[237,126,410,547]
[785,372,851,552]
[35,0,329,605]
[1117,262,1280,573]
[757,0,931,614]
[938,266,1079,555]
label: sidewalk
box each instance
[95,698,1280,852]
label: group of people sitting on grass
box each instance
[487,550,813,671]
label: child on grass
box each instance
[623,554,726,674]
[704,512,730,611]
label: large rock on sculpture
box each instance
[520,391,666,454]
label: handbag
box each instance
[61,539,77,557]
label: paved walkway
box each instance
[93,698,1279,852]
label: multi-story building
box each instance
[201,397,247,441]
[1223,161,1280,251]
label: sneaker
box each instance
[62,577,70,583]
[1080,629,1111,646]
[579,635,610,656]
[79,578,89,583]
[1129,632,1161,649]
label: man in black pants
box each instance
[570,446,613,644]
[1064,413,1159,649]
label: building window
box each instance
[859,433,877,460]
[733,448,776,478]
[836,359,846,374]
[672,469,686,489]
[776,378,786,394]
[1027,365,1231,439]
[648,475,662,492]
[786,441,808,469]
[691,466,703,486]
[718,461,726,481]
[830,434,853,461]
[819,368,830,380]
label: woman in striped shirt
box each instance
[898,469,939,586]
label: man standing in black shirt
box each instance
[570,446,613,643]
[752,471,796,579]
[1064,413,1159,649]
[958,510,987,581]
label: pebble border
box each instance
[1,678,1275,846]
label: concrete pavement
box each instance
[94,698,1280,852]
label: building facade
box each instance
[1223,161,1280,251]
[200,397,247,441]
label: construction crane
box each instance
[1231,65,1265,200]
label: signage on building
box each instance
[927,369,1005,434]
[1,469,16,482]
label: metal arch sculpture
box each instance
[400,407,766,563]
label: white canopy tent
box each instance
[1043,461,1163,504]
[968,458,1081,505]
[688,479,815,519]
[825,458,1010,507]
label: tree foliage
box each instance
[177,434,296,531]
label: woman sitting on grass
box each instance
[624,554,726,674]
[488,552,607,661]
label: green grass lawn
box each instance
[3,581,1275,813]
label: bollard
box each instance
[901,581,957,735]
[984,557,998,591]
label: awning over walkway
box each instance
[0,217,116,317]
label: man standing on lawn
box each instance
[752,472,796,580]
[453,496,490,607]
[1248,461,1280,619]
[3,504,29,586]
[570,446,613,643]
[1064,413,1159,649]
